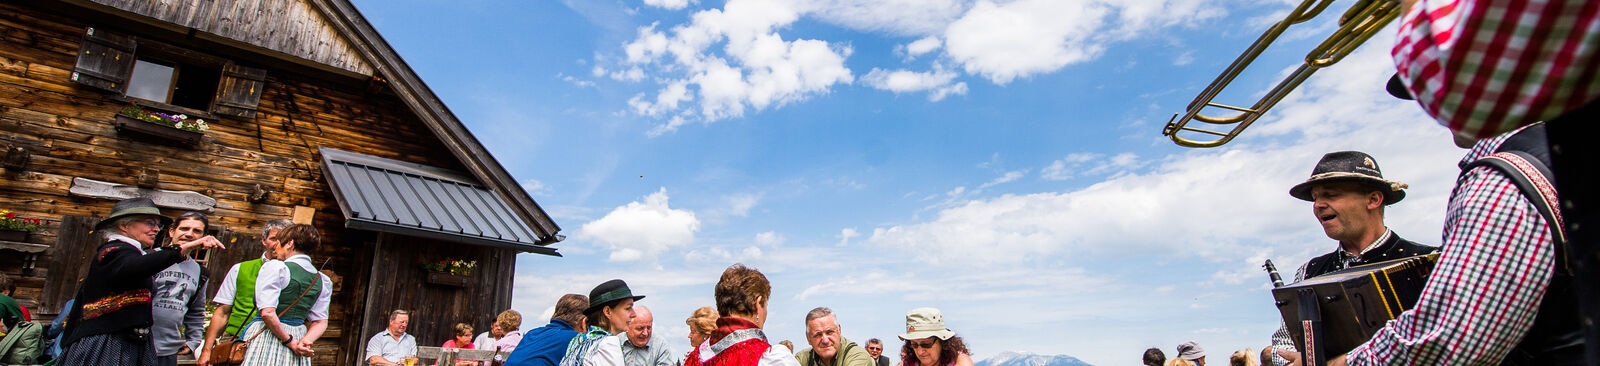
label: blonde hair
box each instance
[1230,349,1259,366]
[496,310,523,332]
[686,306,717,334]
[1164,359,1194,366]
[455,323,474,337]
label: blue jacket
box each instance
[505,319,580,366]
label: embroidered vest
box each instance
[224,258,264,336]
[276,262,322,322]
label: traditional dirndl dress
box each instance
[240,260,324,366]
[239,320,310,366]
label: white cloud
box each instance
[617,0,855,134]
[941,0,1222,84]
[1174,51,1195,66]
[836,228,860,246]
[806,0,969,36]
[754,231,786,246]
[576,187,702,261]
[902,36,943,59]
[643,0,694,10]
[861,66,968,101]
[1040,152,1142,181]
[943,0,1111,84]
[866,44,1464,266]
[977,169,1027,190]
[722,193,762,217]
[520,178,548,195]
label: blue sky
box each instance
[349,1,1467,365]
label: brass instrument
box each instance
[1162,0,1402,148]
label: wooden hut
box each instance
[0,0,564,363]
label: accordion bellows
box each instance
[1273,253,1439,357]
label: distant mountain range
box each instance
[977,351,1095,366]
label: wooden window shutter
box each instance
[70,27,137,93]
[212,63,267,118]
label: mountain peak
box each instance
[977,351,1093,366]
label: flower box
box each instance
[0,229,25,242]
[426,272,471,287]
[114,115,203,145]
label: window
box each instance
[70,27,267,118]
[126,58,223,111]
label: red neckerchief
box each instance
[707,316,759,345]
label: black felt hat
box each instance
[1289,151,1408,205]
[1387,73,1415,100]
[94,197,172,231]
[586,279,645,313]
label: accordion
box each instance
[1272,253,1438,362]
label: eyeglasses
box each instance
[867,346,883,351]
[909,340,938,349]
[137,219,164,229]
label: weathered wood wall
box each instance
[0,3,476,364]
[86,0,373,76]
[357,233,519,358]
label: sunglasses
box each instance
[867,346,883,351]
[909,340,938,349]
[136,219,164,229]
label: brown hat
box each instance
[1289,151,1408,205]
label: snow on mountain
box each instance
[976,351,1095,366]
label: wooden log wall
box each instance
[86,0,374,76]
[358,234,519,359]
[0,3,478,364]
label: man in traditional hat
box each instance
[1307,126,1581,364]
[796,307,873,366]
[59,197,223,365]
[1268,151,1436,365]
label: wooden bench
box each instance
[416,346,508,365]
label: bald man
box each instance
[621,305,679,366]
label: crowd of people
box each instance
[344,265,978,366]
[1140,341,1264,366]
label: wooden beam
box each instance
[67,177,217,211]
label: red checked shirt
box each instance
[1391,0,1600,139]
[1345,127,1555,364]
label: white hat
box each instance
[897,307,956,341]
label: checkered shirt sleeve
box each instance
[1392,0,1600,138]
[1344,143,1556,364]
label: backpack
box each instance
[0,320,43,364]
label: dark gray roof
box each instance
[319,148,558,255]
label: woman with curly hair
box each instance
[896,308,973,366]
[685,306,717,349]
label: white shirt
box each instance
[254,254,333,321]
[583,334,625,366]
[212,254,270,305]
[474,331,498,350]
[105,233,147,254]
